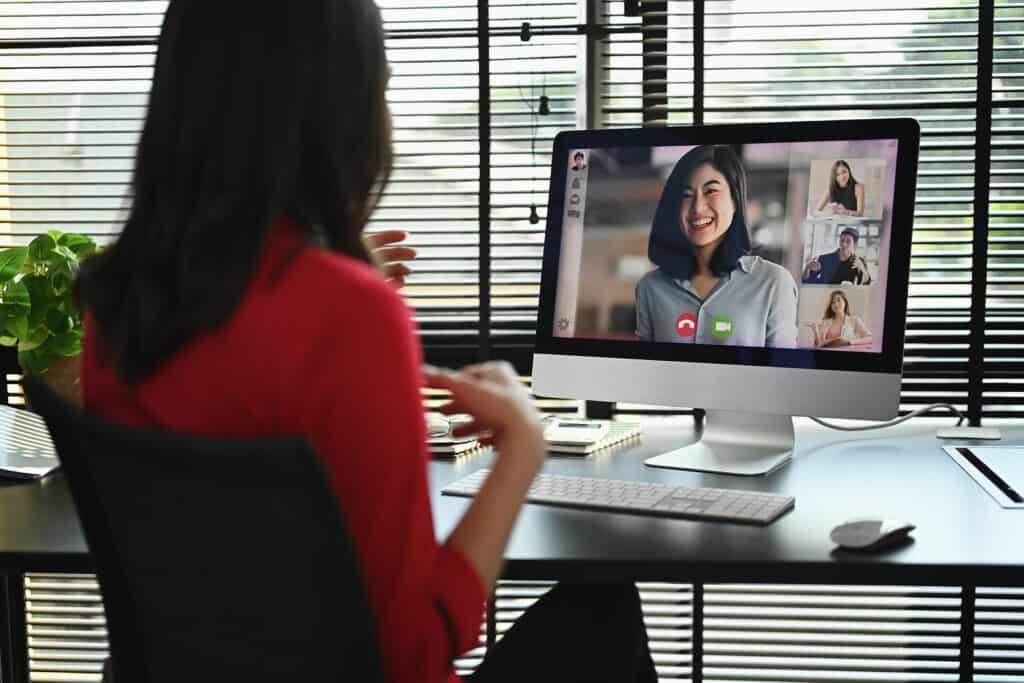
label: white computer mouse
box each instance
[830,519,915,552]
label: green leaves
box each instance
[0,231,97,373]
[18,347,59,376]
[46,308,72,335]
[23,274,53,328]
[2,280,30,308]
[57,232,97,258]
[0,248,27,283]
[28,233,57,263]
[16,324,49,352]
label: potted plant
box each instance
[0,231,98,406]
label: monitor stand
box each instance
[644,410,793,476]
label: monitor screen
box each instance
[535,119,919,378]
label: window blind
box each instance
[703,584,964,682]
[26,573,107,681]
[0,2,162,42]
[372,0,482,367]
[599,0,648,130]
[23,578,1024,683]
[486,0,579,368]
[974,586,1024,681]
[0,0,162,248]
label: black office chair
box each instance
[24,375,384,683]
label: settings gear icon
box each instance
[557,317,570,331]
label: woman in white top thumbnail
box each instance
[811,290,873,348]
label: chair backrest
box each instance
[24,375,384,683]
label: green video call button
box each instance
[711,315,734,339]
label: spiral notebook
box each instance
[0,405,60,480]
[428,435,487,459]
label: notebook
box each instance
[428,435,487,459]
[0,405,60,479]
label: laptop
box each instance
[0,405,60,479]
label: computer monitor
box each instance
[533,118,919,475]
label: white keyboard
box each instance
[442,469,794,525]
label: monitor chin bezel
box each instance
[532,352,902,421]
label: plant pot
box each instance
[32,355,82,410]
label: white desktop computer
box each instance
[532,118,920,476]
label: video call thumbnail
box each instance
[552,139,900,353]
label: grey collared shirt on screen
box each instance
[635,255,799,348]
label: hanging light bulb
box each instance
[538,94,550,116]
[529,203,540,224]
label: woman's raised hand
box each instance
[364,229,416,286]
[423,362,545,460]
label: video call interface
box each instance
[551,139,899,353]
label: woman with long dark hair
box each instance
[77,3,654,683]
[814,159,865,216]
[635,145,798,347]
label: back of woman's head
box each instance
[77,1,392,384]
[648,144,750,278]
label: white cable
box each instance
[809,402,966,432]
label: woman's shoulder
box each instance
[261,241,409,329]
[261,223,395,300]
[740,255,797,286]
[279,241,386,291]
[636,267,669,289]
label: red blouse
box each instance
[81,220,485,683]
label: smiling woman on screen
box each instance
[635,145,798,348]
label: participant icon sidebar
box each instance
[570,150,587,172]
